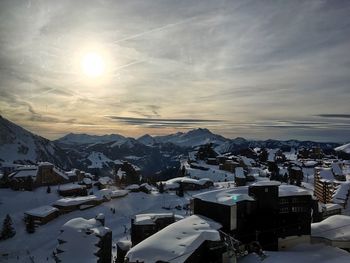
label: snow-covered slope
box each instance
[154,128,229,148]
[0,116,71,168]
[335,143,350,154]
[56,133,126,146]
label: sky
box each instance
[0,0,349,142]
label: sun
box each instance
[81,52,105,78]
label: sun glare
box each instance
[81,52,105,78]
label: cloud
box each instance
[106,116,223,128]
[316,114,350,119]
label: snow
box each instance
[251,180,281,187]
[163,177,212,190]
[54,195,100,207]
[11,167,38,178]
[59,184,86,191]
[25,206,59,218]
[331,163,343,176]
[134,213,174,225]
[240,156,255,166]
[0,184,189,263]
[125,184,140,190]
[240,243,350,263]
[194,187,254,206]
[98,176,113,185]
[312,215,350,241]
[126,215,222,263]
[319,169,334,181]
[53,167,68,180]
[57,216,110,263]
[332,182,350,204]
[335,143,350,154]
[83,178,92,185]
[235,167,245,178]
[87,151,116,168]
[278,184,312,197]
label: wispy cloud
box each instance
[316,114,350,119]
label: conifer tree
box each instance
[1,214,16,240]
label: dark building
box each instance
[192,181,313,251]
[131,213,176,246]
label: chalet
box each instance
[24,205,59,225]
[56,214,112,263]
[126,215,228,263]
[95,176,114,189]
[58,184,87,197]
[8,162,69,190]
[219,160,240,173]
[53,195,104,213]
[131,213,177,246]
[192,181,313,251]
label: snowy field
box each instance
[0,185,189,262]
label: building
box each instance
[8,162,69,190]
[131,213,177,246]
[125,215,228,263]
[314,167,347,204]
[55,214,112,263]
[58,184,88,197]
[53,195,104,213]
[24,205,59,225]
[192,181,313,251]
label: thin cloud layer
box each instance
[0,0,349,141]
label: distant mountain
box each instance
[216,138,340,154]
[56,133,126,146]
[0,116,72,168]
[335,143,350,154]
[154,128,229,147]
[137,134,156,146]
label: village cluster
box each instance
[0,143,350,262]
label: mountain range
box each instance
[0,115,347,176]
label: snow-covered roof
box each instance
[126,215,222,263]
[331,163,343,176]
[125,184,140,190]
[312,215,350,241]
[59,184,86,191]
[98,176,113,185]
[163,177,212,189]
[332,182,350,204]
[53,167,68,180]
[235,167,245,178]
[319,168,335,181]
[134,213,174,225]
[58,216,111,263]
[194,186,254,206]
[25,205,59,217]
[54,195,100,207]
[83,178,92,184]
[11,167,38,178]
[279,184,312,197]
[251,180,281,187]
[140,183,153,191]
